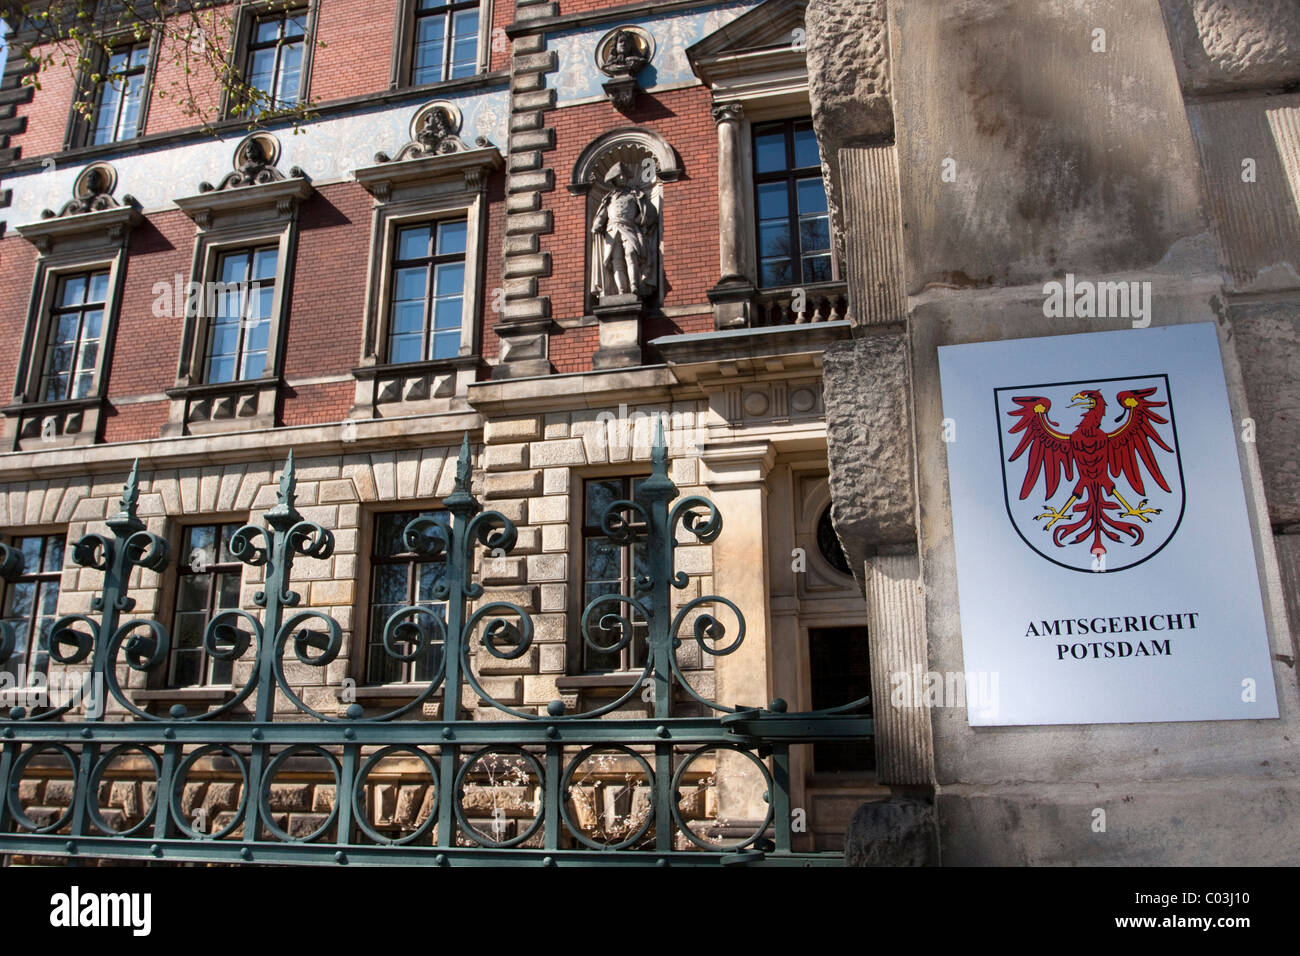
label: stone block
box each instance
[539,583,566,612]
[527,494,568,524]
[485,416,542,442]
[481,555,526,585]
[513,50,558,74]
[526,553,567,582]
[543,468,569,495]
[542,523,567,553]
[509,169,554,193]
[511,128,555,152]
[539,642,567,673]
[505,211,553,235]
[529,438,586,467]
[486,469,543,498]
[485,442,529,471]
[822,332,916,587]
[503,253,551,278]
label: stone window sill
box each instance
[134,687,237,705]
[556,673,641,691]
[334,683,445,702]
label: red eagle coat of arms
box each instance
[996,375,1184,573]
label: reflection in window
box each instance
[42,270,109,402]
[412,0,480,85]
[204,246,278,384]
[366,510,449,684]
[170,524,243,687]
[245,9,308,113]
[752,118,834,288]
[582,477,650,672]
[0,535,64,686]
[388,219,467,364]
[90,42,149,145]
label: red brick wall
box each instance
[11,41,79,159]
[8,0,513,157]
[106,209,193,399]
[0,237,39,395]
[553,0,631,15]
[280,381,355,426]
[490,0,514,74]
[101,401,170,445]
[145,3,238,137]
[309,0,398,104]
[479,168,508,367]
[280,183,370,382]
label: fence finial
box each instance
[107,459,144,532]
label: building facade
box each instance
[0,0,877,859]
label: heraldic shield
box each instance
[995,373,1185,573]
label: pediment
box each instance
[687,0,808,64]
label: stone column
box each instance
[701,439,775,824]
[708,102,755,329]
[863,550,932,785]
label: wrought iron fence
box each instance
[0,425,872,865]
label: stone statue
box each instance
[590,161,658,299]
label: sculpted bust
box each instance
[603,29,648,76]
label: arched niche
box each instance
[569,128,683,310]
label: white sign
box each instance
[938,323,1278,726]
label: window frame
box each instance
[7,230,132,451]
[385,217,471,365]
[64,32,159,150]
[189,230,292,387]
[750,116,836,290]
[392,0,491,91]
[224,0,319,120]
[166,522,246,689]
[36,267,113,405]
[0,532,67,689]
[168,135,312,437]
[201,244,281,385]
[361,507,451,687]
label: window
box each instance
[204,246,278,384]
[0,535,65,686]
[41,270,109,403]
[581,477,649,672]
[170,524,243,688]
[752,118,834,288]
[816,506,851,576]
[243,9,308,113]
[89,41,150,145]
[388,219,468,364]
[411,0,481,85]
[808,626,874,773]
[366,510,450,684]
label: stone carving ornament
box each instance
[42,162,132,218]
[374,101,490,163]
[590,161,659,299]
[200,132,304,192]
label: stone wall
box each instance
[812,0,1300,864]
